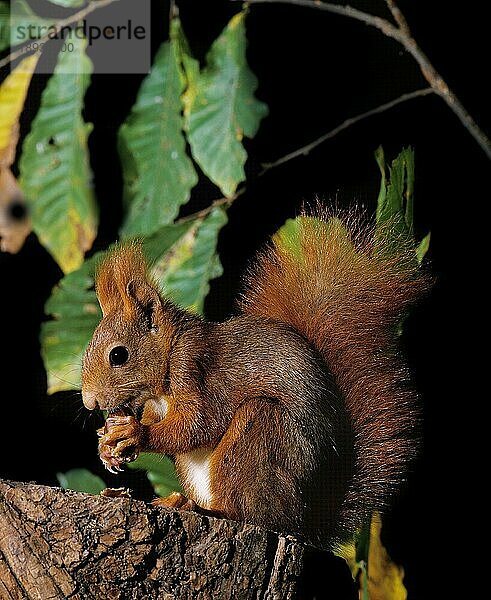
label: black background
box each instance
[0,1,485,597]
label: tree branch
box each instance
[384,0,411,36]
[239,0,491,160]
[0,0,121,70]
[0,480,308,599]
[176,194,240,224]
[240,0,399,34]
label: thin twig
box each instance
[239,0,491,160]
[384,0,410,36]
[235,0,401,35]
[260,87,433,173]
[178,87,434,223]
[176,195,240,225]
[0,0,121,70]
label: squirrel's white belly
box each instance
[179,448,213,508]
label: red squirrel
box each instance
[81,211,429,548]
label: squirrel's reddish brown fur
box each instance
[82,210,429,548]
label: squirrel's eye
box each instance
[109,346,129,367]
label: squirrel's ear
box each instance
[95,241,151,317]
[96,269,119,316]
[126,279,164,330]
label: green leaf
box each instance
[416,231,431,265]
[0,2,8,52]
[41,254,101,393]
[182,11,268,197]
[4,1,56,50]
[374,145,387,222]
[20,36,97,273]
[46,0,85,7]
[375,146,415,237]
[152,207,228,313]
[119,37,198,237]
[128,453,182,498]
[374,146,429,262]
[375,147,430,337]
[57,468,106,495]
[402,148,415,236]
[142,220,194,262]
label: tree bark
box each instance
[0,480,356,599]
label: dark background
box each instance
[0,1,485,597]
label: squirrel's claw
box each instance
[102,458,124,474]
[99,441,126,473]
[106,415,133,428]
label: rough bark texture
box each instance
[0,480,308,599]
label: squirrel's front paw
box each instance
[97,439,125,473]
[97,415,145,473]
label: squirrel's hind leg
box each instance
[152,492,225,519]
[209,396,305,536]
[152,491,196,510]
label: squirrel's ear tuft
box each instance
[95,241,151,316]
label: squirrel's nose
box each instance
[82,390,99,410]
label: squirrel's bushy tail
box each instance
[239,209,430,536]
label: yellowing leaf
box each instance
[151,207,228,313]
[364,513,407,600]
[334,537,358,578]
[172,18,200,123]
[335,513,407,600]
[0,167,31,253]
[0,54,38,166]
[20,38,97,273]
[0,55,37,254]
